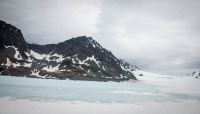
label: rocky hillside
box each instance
[0,20,137,81]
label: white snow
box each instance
[132,70,200,94]
[88,69,90,73]
[24,52,33,62]
[4,59,30,68]
[5,58,12,66]
[77,58,89,66]
[4,57,21,68]
[23,63,32,68]
[105,76,112,79]
[1,97,200,114]
[72,58,76,64]
[78,55,101,67]
[31,69,40,77]
[124,76,128,78]
[102,66,106,71]
[120,64,127,71]
[133,70,174,82]
[89,55,100,67]
[50,53,65,62]
[29,50,65,62]
[42,65,59,72]
[92,44,96,48]
[12,62,21,68]
[30,50,46,60]
[120,74,123,79]
[115,77,120,79]
[12,46,23,60]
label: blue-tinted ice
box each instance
[0,75,200,103]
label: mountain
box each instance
[0,20,137,81]
[119,59,140,72]
[187,71,200,78]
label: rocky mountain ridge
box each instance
[0,20,138,81]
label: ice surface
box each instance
[0,72,200,114]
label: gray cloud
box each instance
[0,0,100,44]
[0,0,199,75]
[95,0,200,75]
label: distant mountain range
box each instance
[0,20,139,81]
[187,71,200,78]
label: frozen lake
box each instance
[0,75,200,103]
[0,75,200,114]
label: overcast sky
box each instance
[0,0,199,75]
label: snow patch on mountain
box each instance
[5,57,12,66]
[30,50,46,60]
[77,55,101,67]
[42,65,59,72]
[31,69,40,77]
[23,63,32,68]
[12,62,21,68]
[29,50,65,62]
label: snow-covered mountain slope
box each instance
[132,70,175,82]
[0,20,137,81]
[119,59,140,72]
[131,70,200,94]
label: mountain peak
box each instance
[65,36,101,48]
[0,20,21,33]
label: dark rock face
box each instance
[0,20,28,58]
[0,20,137,81]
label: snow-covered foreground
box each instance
[0,73,200,114]
[0,97,199,114]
